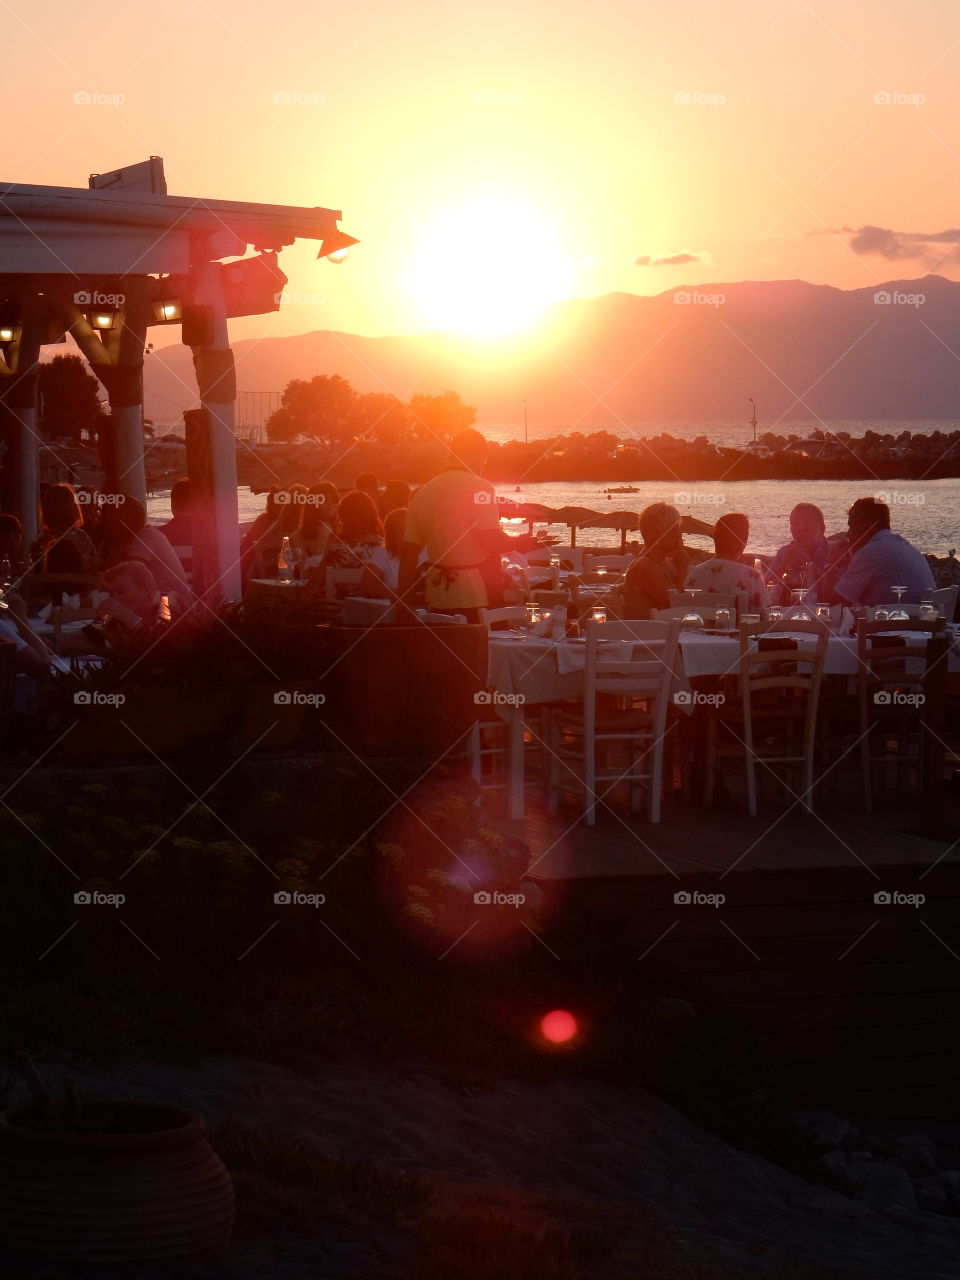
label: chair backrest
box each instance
[482,606,528,629]
[582,618,682,702]
[524,547,584,573]
[856,618,945,697]
[417,611,467,625]
[930,584,959,621]
[737,618,830,698]
[531,589,568,609]
[583,552,632,572]
[669,589,739,611]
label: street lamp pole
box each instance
[748,397,757,443]
[522,398,528,445]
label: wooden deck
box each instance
[518,795,960,1120]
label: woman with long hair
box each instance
[320,490,384,596]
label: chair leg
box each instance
[545,714,560,816]
[746,750,758,817]
[861,729,873,813]
[468,723,481,785]
[584,735,597,825]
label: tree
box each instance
[266,375,358,451]
[38,354,103,444]
[353,392,413,444]
[408,390,476,444]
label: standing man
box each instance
[399,429,550,622]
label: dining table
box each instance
[486,626,960,819]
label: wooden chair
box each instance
[545,618,681,825]
[708,619,829,817]
[931,584,958,621]
[857,618,946,812]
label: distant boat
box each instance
[603,485,639,494]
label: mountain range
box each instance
[142,275,960,429]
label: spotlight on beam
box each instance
[317,230,359,263]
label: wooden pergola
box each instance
[0,156,356,598]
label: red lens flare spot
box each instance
[540,1009,577,1044]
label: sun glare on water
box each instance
[409,196,571,339]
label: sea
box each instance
[145,420,960,558]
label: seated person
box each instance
[36,483,98,600]
[100,497,191,598]
[321,490,385,596]
[0,587,56,678]
[60,561,179,658]
[831,497,935,606]
[621,503,689,618]
[291,483,339,569]
[769,503,832,602]
[360,507,425,598]
[684,513,769,613]
[0,514,27,578]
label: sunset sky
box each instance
[6,0,960,350]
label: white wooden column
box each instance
[189,258,241,601]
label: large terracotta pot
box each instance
[0,1101,234,1263]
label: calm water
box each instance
[147,476,960,558]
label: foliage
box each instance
[38,354,103,444]
[266,374,358,449]
[408,389,476,443]
[264,374,478,452]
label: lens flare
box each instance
[540,1009,577,1044]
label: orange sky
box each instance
[6,0,960,351]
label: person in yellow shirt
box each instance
[398,429,551,622]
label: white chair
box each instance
[524,547,585,573]
[583,552,632,572]
[170,545,194,588]
[708,619,829,817]
[545,618,681,825]
[931,584,958,621]
[652,605,735,627]
[857,618,945,812]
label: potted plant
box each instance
[0,1055,234,1264]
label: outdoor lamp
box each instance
[152,298,182,323]
[0,325,18,343]
[90,310,117,331]
[317,230,359,263]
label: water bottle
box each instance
[277,536,295,583]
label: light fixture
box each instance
[90,310,117,331]
[317,230,359,263]
[152,298,182,323]
[0,325,18,343]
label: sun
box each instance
[408,196,571,339]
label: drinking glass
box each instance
[524,603,542,633]
[815,604,832,627]
[681,611,704,630]
[919,601,938,626]
[591,606,608,625]
[790,587,813,621]
[714,607,732,630]
[874,607,890,622]
[595,564,608,579]
[889,586,909,622]
[768,606,783,624]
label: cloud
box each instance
[635,251,704,267]
[825,224,960,263]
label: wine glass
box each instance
[791,588,812,621]
[889,586,909,622]
[524,603,542,634]
[681,610,704,630]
